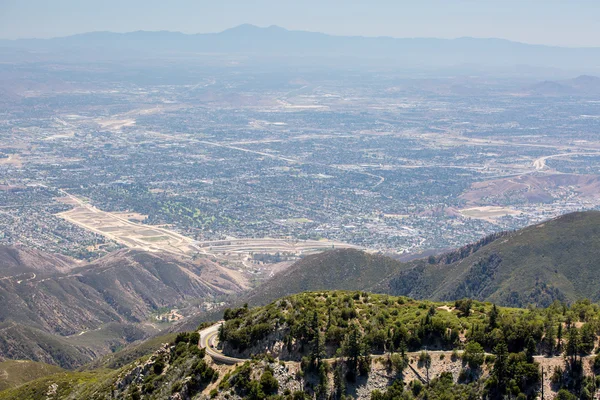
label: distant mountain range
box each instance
[3,24,600,69]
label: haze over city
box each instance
[1,0,600,47]
[2,2,600,399]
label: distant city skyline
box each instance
[1,0,599,47]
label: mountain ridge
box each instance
[0,247,247,367]
[237,211,600,310]
[3,25,600,68]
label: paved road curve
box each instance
[199,322,246,365]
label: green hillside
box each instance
[0,361,64,391]
[216,291,600,399]
[0,332,216,400]
[2,291,600,399]
[81,332,178,370]
[242,249,406,306]
[219,291,576,359]
[244,211,600,308]
[382,211,600,306]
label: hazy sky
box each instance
[1,0,598,47]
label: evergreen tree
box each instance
[545,323,556,356]
[315,362,329,399]
[344,323,363,381]
[493,341,509,390]
[311,331,326,369]
[557,323,563,352]
[579,323,596,354]
[526,336,536,363]
[566,327,580,364]
[399,340,407,362]
[333,362,345,399]
[489,304,499,330]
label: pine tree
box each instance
[493,341,509,390]
[344,323,363,381]
[399,339,408,363]
[488,304,499,330]
[545,323,556,356]
[333,362,345,400]
[311,331,326,369]
[566,326,580,364]
[557,323,563,352]
[526,336,536,363]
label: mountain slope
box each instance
[0,322,93,369]
[0,247,247,367]
[527,75,600,96]
[0,248,245,335]
[0,245,76,278]
[1,291,598,400]
[241,211,600,309]
[0,360,63,392]
[381,211,600,306]
[242,249,405,306]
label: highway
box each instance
[199,322,246,365]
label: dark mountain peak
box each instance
[572,74,600,83]
[527,80,575,96]
[569,74,600,93]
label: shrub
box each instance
[451,349,460,361]
[260,370,279,395]
[175,332,190,344]
[556,389,578,400]
[188,332,200,345]
[173,342,187,359]
[149,360,162,376]
[551,366,563,385]
[455,299,473,316]
[463,342,485,370]
[390,353,406,373]
[171,381,183,394]
[593,354,600,373]
[411,380,423,396]
[358,355,371,376]
[418,351,431,367]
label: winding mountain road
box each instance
[199,322,246,365]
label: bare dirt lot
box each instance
[57,194,358,261]
[459,206,521,222]
[57,196,197,257]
